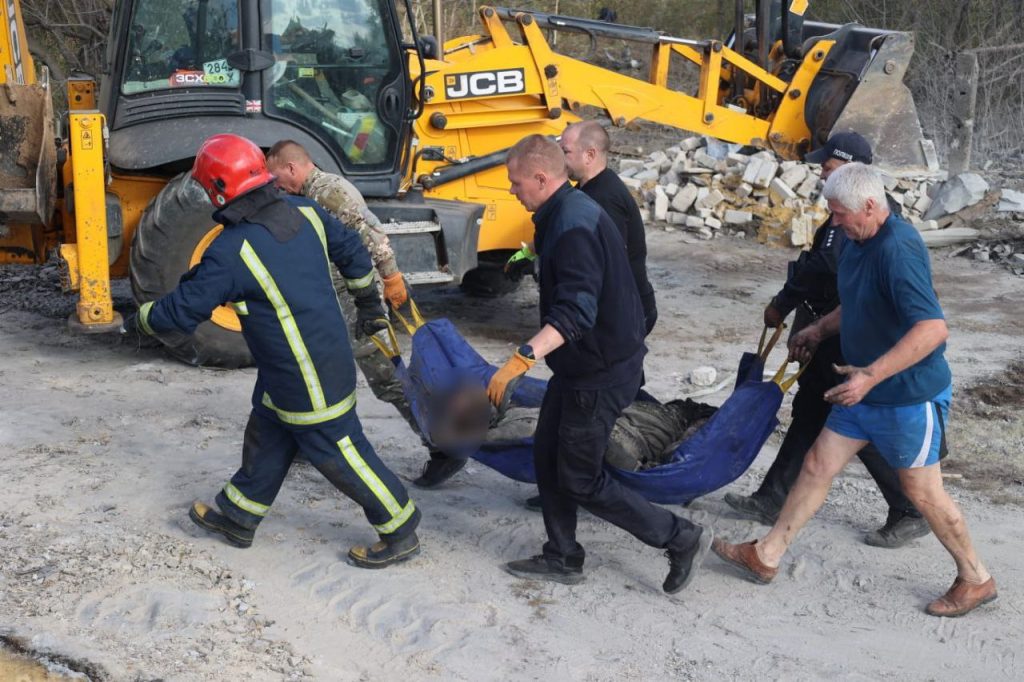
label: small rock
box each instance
[690,366,718,386]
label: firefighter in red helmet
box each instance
[126,133,422,567]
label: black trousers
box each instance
[534,373,702,568]
[754,337,920,517]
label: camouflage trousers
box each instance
[332,270,425,445]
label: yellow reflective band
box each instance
[299,206,328,258]
[337,435,404,519]
[232,301,249,315]
[374,500,416,535]
[789,0,808,16]
[261,390,356,426]
[138,301,155,335]
[346,271,374,290]
[223,482,269,516]
[239,240,326,410]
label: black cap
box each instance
[805,132,873,165]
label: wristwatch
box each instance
[517,343,535,360]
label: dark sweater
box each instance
[533,183,645,388]
[579,168,657,333]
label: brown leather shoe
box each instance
[926,576,997,617]
[712,539,778,584]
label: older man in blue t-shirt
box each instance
[711,163,996,618]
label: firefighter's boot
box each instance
[189,501,254,548]
[347,532,420,568]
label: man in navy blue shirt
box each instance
[128,134,421,568]
[724,132,928,549]
[712,163,996,617]
[486,135,711,594]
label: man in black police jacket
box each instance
[486,134,712,593]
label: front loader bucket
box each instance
[802,25,935,175]
[0,72,57,225]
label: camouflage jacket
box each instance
[302,167,399,277]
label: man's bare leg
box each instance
[756,429,866,566]
[898,464,990,584]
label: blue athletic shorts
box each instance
[825,384,951,469]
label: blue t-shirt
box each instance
[837,214,952,406]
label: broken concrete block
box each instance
[705,217,722,230]
[670,184,698,213]
[727,152,751,166]
[653,187,669,221]
[735,182,753,200]
[619,159,646,172]
[779,165,808,189]
[648,150,670,169]
[769,177,798,205]
[913,219,939,232]
[695,188,725,211]
[664,182,679,197]
[879,172,899,192]
[924,173,990,219]
[619,166,639,178]
[697,227,714,240]
[890,192,905,206]
[913,193,934,215]
[796,175,819,199]
[789,213,815,247]
[685,215,705,228]
[680,136,704,152]
[724,209,753,225]
[633,168,660,182]
[704,138,741,160]
[998,189,1024,212]
[667,212,689,225]
[742,158,779,189]
[697,208,712,219]
[919,227,980,247]
[638,206,650,223]
[621,177,643,191]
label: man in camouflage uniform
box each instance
[266,141,462,487]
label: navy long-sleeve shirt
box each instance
[579,168,657,334]
[534,182,645,388]
[139,186,375,428]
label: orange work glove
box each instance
[486,348,536,407]
[382,272,408,309]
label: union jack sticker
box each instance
[245,99,262,114]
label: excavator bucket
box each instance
[800,23,935,174]
[0,70,57,226]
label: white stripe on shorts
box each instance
[911,401,935,468]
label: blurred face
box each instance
[820,157,846,181]
[265,158,307,194]
[828,197,883,241]
[559,129,587,182]
[507,158,550,212]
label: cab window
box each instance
[122,0,242,94]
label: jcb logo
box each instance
[444,69,525,100]
[6,0,24,83]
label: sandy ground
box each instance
[2,230,1023,681]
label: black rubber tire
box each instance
[459,250,521,298]
[130,172,254,368]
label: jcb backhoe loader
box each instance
[0,0,932,367]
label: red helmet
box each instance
[191,134,274,207]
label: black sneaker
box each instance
[189,501,254,548]
[503,555,585,585]
[864,510,931,548]
[348,532,421,569]
[412,454,466,489]
[723,492,780,526]
[524,494,542,512]
[664,524,713,594]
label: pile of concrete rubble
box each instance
[618,136,1022,248]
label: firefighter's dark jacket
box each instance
[534,182,645,388]
[772,193,903,318]
[139,184,375,429]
